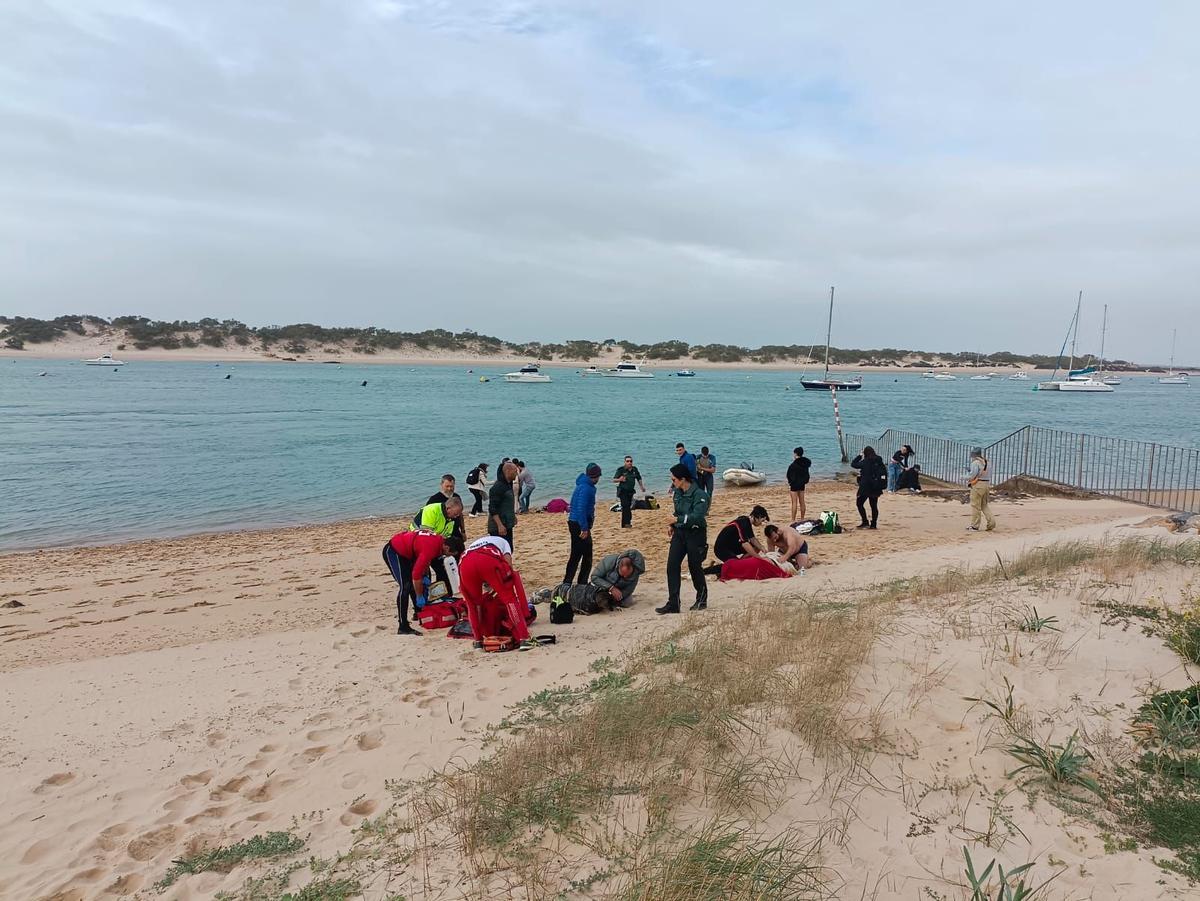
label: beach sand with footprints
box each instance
[2,483,1198,898]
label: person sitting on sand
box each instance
[589,549,646,609]
[383,529,461,636]
[764,524,809,571]
[713,505,770,562]
[459,535,536,651]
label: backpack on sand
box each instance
[820,511,840,534]
[549,593,575,624]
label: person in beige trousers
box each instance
[967,446,996,532]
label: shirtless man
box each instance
[764,524,810,571]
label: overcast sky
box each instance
[3,1,1198,362]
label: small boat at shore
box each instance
[580,365,603,377]
[675,369,697,377]
[1008,371,1030,381]
[84,353,126,366]
[969,374,992,381]
[932,373,957,381]
[504,363,551,383]
[723,466,766,486]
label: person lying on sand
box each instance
[589,549,646,609]
[764,524,809,572]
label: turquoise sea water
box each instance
[2,358,1197,551]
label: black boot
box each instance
[689,599,707,611]
[398,622,422,636]
[656,601,680,615]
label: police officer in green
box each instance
[657,462,710,614]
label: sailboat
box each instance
[1158,330,1189,385]
[800,287,863,391]
[1036,291,1113,393]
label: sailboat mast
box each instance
[1099,305,1108,376]
[1067,290,1081,373]
[1170,328,1177,375]
[824,286,834,380]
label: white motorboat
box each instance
[675,369,697,377]
[580,365,603,377]
[922,370,938,378]
[84,353,126,366]
[1102,375,1122,385]
[1036,292,1113,393]
[801,287,863,391]
[969,374,992,381]
[722,466,766,487]
[504,363,551,383]
[604,360,654,378]
[1158,330,1189,385]
[1008,372,1030,381]
[932,373,957,381]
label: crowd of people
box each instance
[382,441,996,648]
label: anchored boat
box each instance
[801,287,863,391]
[504,363,551,383]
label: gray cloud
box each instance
[2,0,1197,361]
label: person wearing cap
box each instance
[565,463,603,584]
[657,462,710,614]
[966,447,996,532]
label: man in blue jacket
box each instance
[565,463,602,584]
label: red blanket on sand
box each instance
[718,556,790,582]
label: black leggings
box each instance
[565,521,593,584]
[856,492,879,526]
[382,543,416,629]
[468,487,485,515]
[667,527,708,606]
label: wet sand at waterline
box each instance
[1,483,1195,898]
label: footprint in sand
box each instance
[295,745,330,765]
[339,798,379,825]
[126,825,180,861]
[94,823,132,852]
[341,771,367,790]
[180,770,214,789]
[103,873,144,895]
[205,731,227,748]
[259,743,280,753]
[245,811,272,823]
[356,729,384,751]
[245,776,295,803]
[35,771,76,793]
[475,688,493,702]
[71,867,106,883]
[20,837,56,864]
[350,627,370,638]
[215,775,251,795]
[184,805,230,825]
[306,727,337,742]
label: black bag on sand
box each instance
[549,593,575,624]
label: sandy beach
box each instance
[0,332,1123,374]
[3,482,1198,899]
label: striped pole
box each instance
[831,386,849,463]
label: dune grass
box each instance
[155,831,304,889]
[239,536,1200,898]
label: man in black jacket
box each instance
[786,447,811,521]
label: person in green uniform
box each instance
[611,455,646,528]
[656,462,710,614]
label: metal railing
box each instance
[844,425,1200,513]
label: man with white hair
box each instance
[966,446,996,532]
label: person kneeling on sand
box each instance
[703,505,770,575]
[383,529,461,636]
[411,495,465,539]
[590,549,646,609]
[459,535,536,651]
[764,524,809,572]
